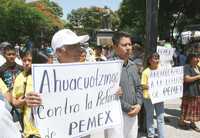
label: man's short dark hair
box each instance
[112,31,132,46]
[3,43,16,54]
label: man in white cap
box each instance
[26,29,92,137]
[51,29,89,63]
[26,29,89,106]
[27,29,122,138]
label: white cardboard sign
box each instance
[32,61,123,138]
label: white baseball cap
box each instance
[51,29,89,51]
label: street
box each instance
[138,99,200,138]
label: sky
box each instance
[25,0,123,19]
[53,0,123,19]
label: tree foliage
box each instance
[31,1,64,29]
[0,0,64,45]
[67,7,120,34]
[0,0,49,43]
[118,0,200,42]
[38,0,63,17]
[118,0,146,36]
[159,0,200,41]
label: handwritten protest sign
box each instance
[157,46,175,68]
[32,60,123,138]
[148,66,183,104]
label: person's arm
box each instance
[133,68,143,106]
[120,97,132,113]
[184,75,200,83]
[12,75,26,108]
[184,65,200,83]
[119,69,133,113]
[0,78,12,102]
[128,67,143,117]
[12,96,26,108]
[141,69,149,95]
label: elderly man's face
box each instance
[56,44,82,63]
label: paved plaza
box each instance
[138,99,200,138]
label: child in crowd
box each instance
[12,48,41,138]
[0,43,23,102]
[141,52,165,138]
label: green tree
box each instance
[30,0,65,38]
[118,0,200,43]
[67,7,120,34]
[118,0,146,36]
[39,0,63,17]
[159,0,200,42]
[0,0,64,45]
[0,0,48,43]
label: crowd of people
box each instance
[0,28,200,138]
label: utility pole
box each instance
[146,0,158,55]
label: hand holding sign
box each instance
[115,86,123,96]
[32,61,123,138]
[25,92,41,107]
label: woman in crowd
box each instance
[179,52,200,132]
[141,52,165,138]
[12,48,41,138]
